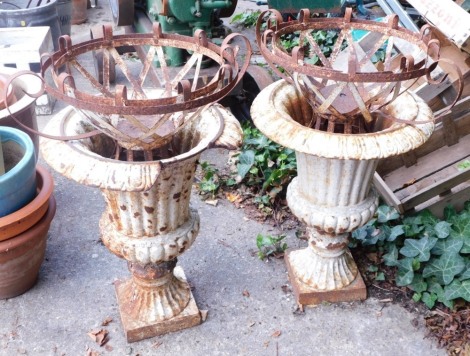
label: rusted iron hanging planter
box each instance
[252,9,441,305]
[39,25,251,341]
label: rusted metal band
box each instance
[2,71,101,141]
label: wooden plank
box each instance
[401,164,470,210]
[414,182,470,218]
[373,173,404,213]
[382,133,470,191]
[406,0,470,54]
[377,97,470,175]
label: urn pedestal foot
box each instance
[285,249,367,306]
[115,266,201,343]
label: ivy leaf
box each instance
[422,252,466,285]
[383,244,398,267]
[457,260,470,281]
[450,212,470,250]
[434,221,452,239]
[377,205,400,223]
[421,292,438,309]
[444,280,470,301]
[428,280,454,309]
[352,226,368,241]
[431,236,464,256]
[409,274,427,293]
[461,237,470,254]
[387,225,404,242]
[465,200,470,212]
[427,280,444,297]
[444,205,457,221]
[396,258,415,286]
[375,272,385,281]
[403,220,424,237]
[399,237,437,262]
[237,150,255,179]
[419,209,439,226]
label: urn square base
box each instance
[115,266,202,343]
[285,249,367,306]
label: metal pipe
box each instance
[200,0,231,9]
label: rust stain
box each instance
[326,242,347,250]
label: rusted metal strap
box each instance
[2,70,101,141]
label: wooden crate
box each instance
[0,27,56,115]
[407,0,470,54]
[374,96,470,217]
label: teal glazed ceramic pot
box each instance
[0,127,36,217]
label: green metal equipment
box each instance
[110,0,237,66]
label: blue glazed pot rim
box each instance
[0,126,36,184]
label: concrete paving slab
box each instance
[1,1,446,355]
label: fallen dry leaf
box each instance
[225,192,241,203]
[248,321,256,327]
[104,345,113,352]
[87,329,109,347]
[366,252,380,264]
[281,285,291,294]
[271,330,281,338]
[242,289,250,298]
[101,317,113,326]
[205,199,218,207]
[152,341,163,349]
[378,298,393,303]
[403,178,417,188]
[200,309,208,322]
[85,346,100,356]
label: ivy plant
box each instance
[352,202,470,309]
[256,233,288,260]
[235,124,296,207]
[230,10,261,28]
[197,161,220,199]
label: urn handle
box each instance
[207,104,243,151]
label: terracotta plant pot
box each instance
[0,165,55,241]
[0,127,37,217]
[72,0,87,24]
[0,166,56,299]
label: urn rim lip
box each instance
[41,106,226,190]
[250,80,435,160]
[45,106,222,166]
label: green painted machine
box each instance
[110,0,237,66]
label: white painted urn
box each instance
[41,104,242,341]
[251,80,434,305]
